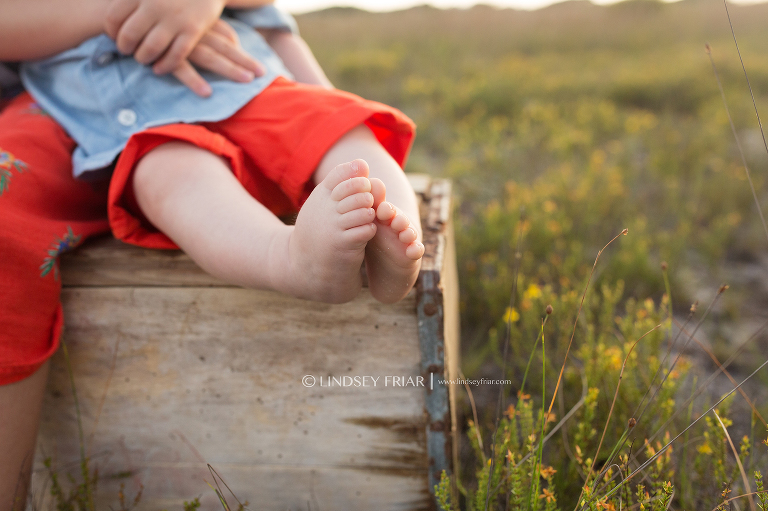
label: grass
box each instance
[431,230,768,508]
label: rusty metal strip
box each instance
[416,178,454,509]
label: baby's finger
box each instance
[153,33,197,75]
[104,0,139,39]
[186,42,256,83]
[171,60,213,98]
[134,25,175,65]
[209,19,239,45]
[115,8,156,55]
[197,30,264,76]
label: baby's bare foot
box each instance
[365,179,424,303]
[274,159,377,303]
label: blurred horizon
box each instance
[276,0,767,14]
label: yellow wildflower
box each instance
[597,501,616,511]
[503,307,520,323]
[524,283,542,300]
[540,466,557,479]
[539,488,556,503]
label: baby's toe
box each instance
[342,223,377,245]
[331,176,371,202]
[336,192,374,214]
[389,211,410,232]
[376,201,397,223]
[405,241,425,260]
[370,178,386,210]
[399,226,418,244]
[338,207,376,229]
[323,159,370,191]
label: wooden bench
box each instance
[33,175,459,510]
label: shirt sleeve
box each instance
[225,5,299,35]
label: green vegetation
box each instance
[298,2,768,509]
[300,0,768,340]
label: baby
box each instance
[19,0,424,305]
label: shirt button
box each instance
[95,52,115,66]
[117,109,137,126]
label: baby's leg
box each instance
[132,142,377,303]
[314,125,424,304]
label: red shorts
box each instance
[0,78,415,385]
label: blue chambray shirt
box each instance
[20,6,297,179]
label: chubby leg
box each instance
[0,362,49,511]
[132,142,377,303]
[315,125,425,304]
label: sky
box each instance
[275,0,766,13]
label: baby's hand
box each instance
[105,0,226,74]
[171,20,265,97]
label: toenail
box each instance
[350,161,358,173]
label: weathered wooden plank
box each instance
[442,218,462,503]
[59,237,229,287]
[36,288,430,509]
[33,465,430,511]
[420,180,450,274]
